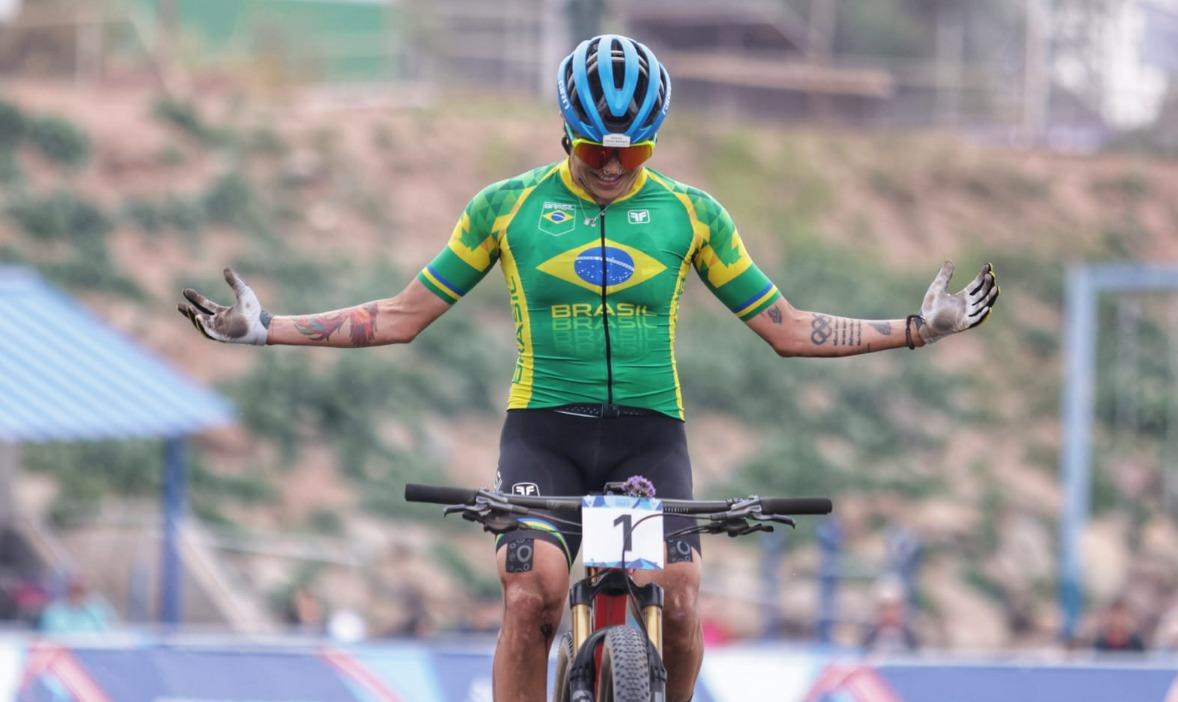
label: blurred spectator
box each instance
[861,577,918,654]
[452,598,501,635]
[699,591,732,647]
[39,578,115,634]
[327,607,368,643]
[0,575,19,621]
[0,575,51,627]
[1152,600,1178,651]
[1093,598,1145,653]
[384,588,430,638]
[283,585,324,635]
[13,578,51,627]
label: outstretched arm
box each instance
[179,268,450,347]
[747,299,915,356]
[747,261,999,357]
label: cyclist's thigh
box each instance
[604,415,701,558]
[497,537,570,626]
[495,538,570,596]
[495,409,589,568]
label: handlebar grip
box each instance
[404,483,480,505]
[759,497,833,515]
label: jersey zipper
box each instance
[597,207,617,415]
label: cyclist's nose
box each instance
[601,151,625,175]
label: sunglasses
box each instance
[570,137,656,170]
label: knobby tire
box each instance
[553,631,575,702]
[595,626,653,702]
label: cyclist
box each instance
[179,34,998,702]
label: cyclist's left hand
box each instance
[918,260,999,343]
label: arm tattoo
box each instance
[827,318,864,348]
[870,321,892,335]
[294,302,379,345]
[766,305,783,325]
[810,314,832,345]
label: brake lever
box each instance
[752,512,796,529]
[442,494,528,534]
[733,521,778,537]
[686,519,774,538]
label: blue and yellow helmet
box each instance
[557,34,671,145]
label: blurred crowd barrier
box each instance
[3,635,1178,701]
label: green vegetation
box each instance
[122,196,167,233]
[0,99,27,149]
[122,193,207,248]
[7,86,1177,639]
[22,440,275,527]
[434,542,500,599]
[683,233,976,509]
[305,509,344,535]
[203,172,257,227]
[23,440,163,526]
[152,97,227,147]
[28,115,91,169]
[5,189,143,297]
[0,149,23,185]
[8,190,111,241]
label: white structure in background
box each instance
[1053,0,1177,129]
[1103,0,1177,127]
[0,0,21,23]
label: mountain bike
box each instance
[404,478,832,702]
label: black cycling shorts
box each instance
[494,408,701,568]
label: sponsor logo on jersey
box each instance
[628,209,651,224]
[537,239,666,294]
[551,302,654,317]
[512,482,540,496]
[538,201,576,236]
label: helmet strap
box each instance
[561,123,576,154]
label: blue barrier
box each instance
[3,637,1177,702]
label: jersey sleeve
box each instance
[417,182,504,304]
[689,191,781,320]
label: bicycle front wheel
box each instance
[595,626,653,702]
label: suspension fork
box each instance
[570,568,664,656]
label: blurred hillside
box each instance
[3,78,1178,648]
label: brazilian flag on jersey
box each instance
[418,160,780,420]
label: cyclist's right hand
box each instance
[177,268,271,345]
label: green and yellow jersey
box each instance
[418,160,780,420]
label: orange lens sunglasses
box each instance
[570,136,656,170]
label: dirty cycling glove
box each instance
[178,268,271,345]
[914,261,999,344]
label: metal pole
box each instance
[1059,266,1096,642]
[817,518,840,644]
[0,442,18,527]
[160,436,187,627]
[759,529,786,638]
[1166,303,1178,514]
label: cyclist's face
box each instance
[569,148,642,205]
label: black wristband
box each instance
[905,315,924,350]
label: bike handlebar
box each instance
[757,497,833,515]
[403,483,832,516]
[403,483,480,505]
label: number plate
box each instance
[581,495,664,570]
